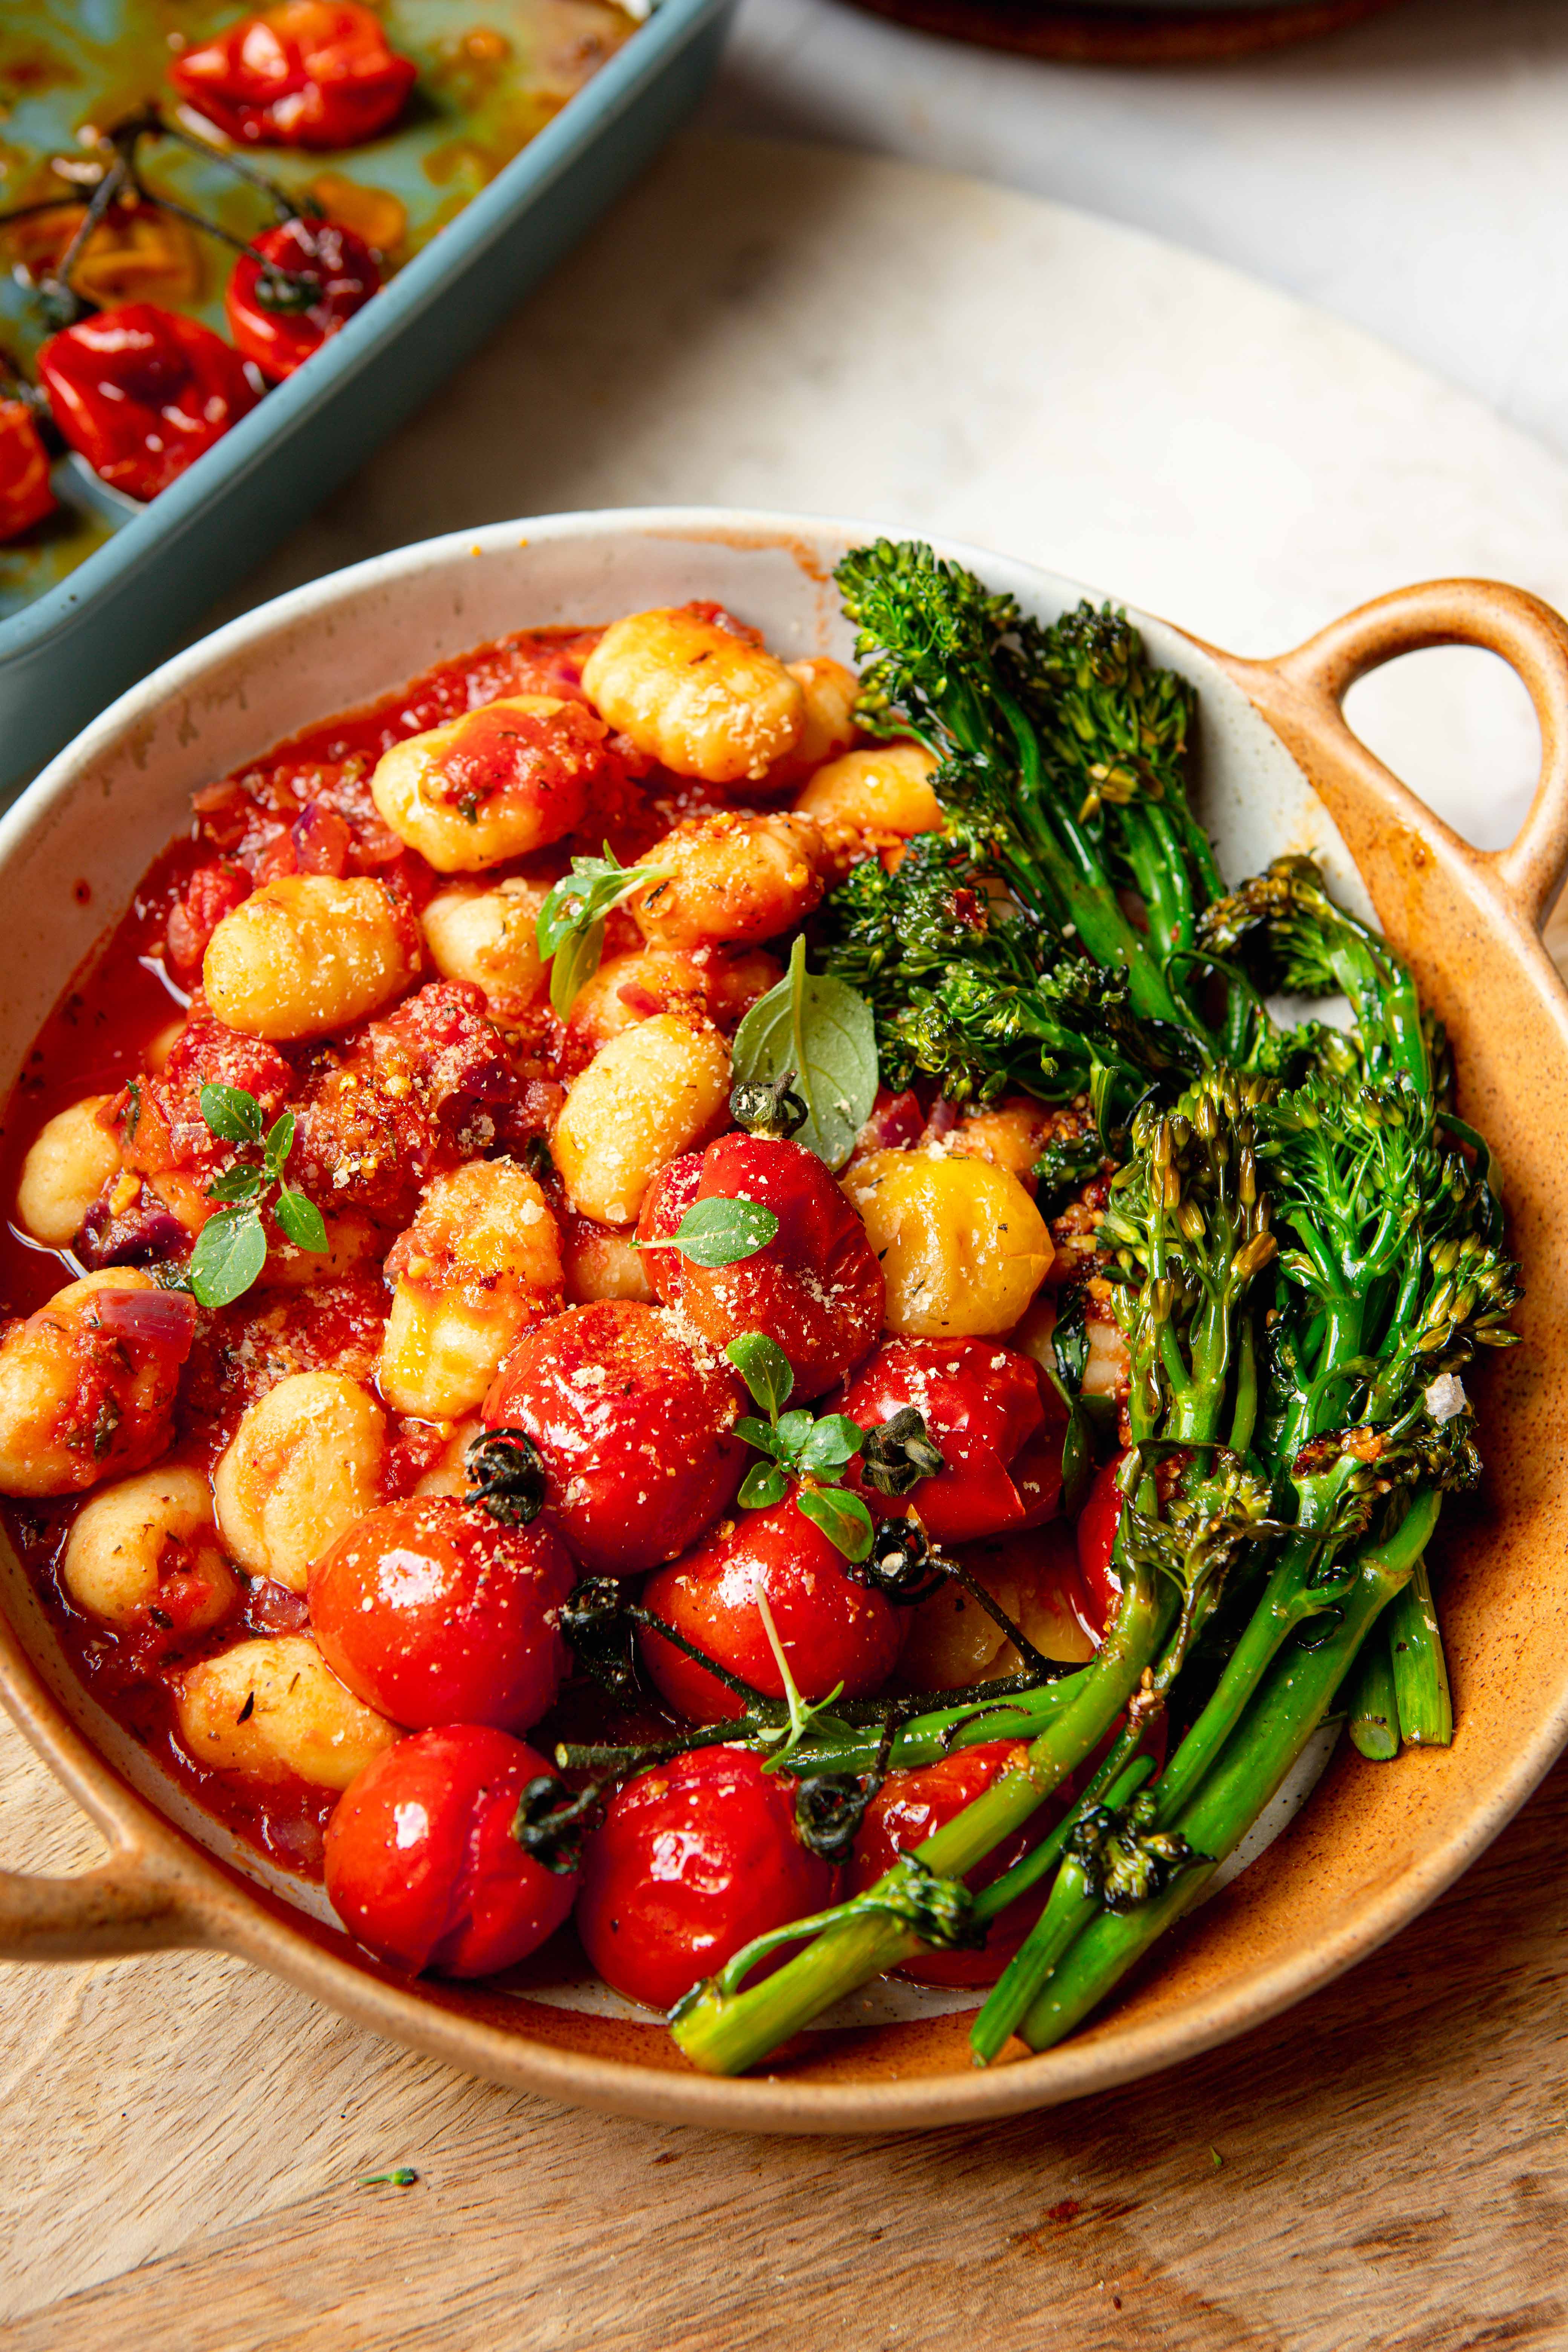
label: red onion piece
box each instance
[93,1288,198,1355]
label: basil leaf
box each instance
[1051,1288,1089,1399]
[726,1332,795,1417]
[536,849,673,1016]
[199,1081,265,1146]
[738,1461,789,1510]
[275,1188,329,1254]
[206,1164,263,1204]
[795,1485,875,1563]
[189,1208,268,1308]
[547,917,606,1020]
[648,1195,779,1269]
[735,1415,784,1459]
[262,1110,296,1182]
[798,1415,865,1478]
[730,937,877,1171]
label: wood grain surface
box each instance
[4,1681,1568,2350]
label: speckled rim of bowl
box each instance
[3,508,1568,2136]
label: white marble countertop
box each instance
[702,0,1568,460]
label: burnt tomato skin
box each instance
[638,1498,905,1723]
[838,1336,1064,1545]
[640,1133,884,1401]
[482,1300,746,1575]
[325,1725,575,1977]
[850,1739,1069,1987]
[575,1744,838,2012]
[1076,1453,1127,1637]
[308,1496,574,1731]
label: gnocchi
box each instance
[628,811,827,952]
[0,1271,189,1497]
[564,945,780,1058]
[176,1635,397,1789]
[15,1096,120,1247]
[377,1160,563,1419]
[793,741,942,856]
[552,1014,731,1225]
[421,878,548,1019]
[213,1371,386,1593]
[842,1150,1053,1337]
[581,607,805,783]
[371,695,606,871]
[203,876,420,1041]
[61,1464,237,1631]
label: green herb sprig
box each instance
[640,1194,780,1269]
[189,1082,327,1308]
[535,847,674,1018]
[726,1332,892,1562]
[730,938,878,1170]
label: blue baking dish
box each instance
[0,0,735,792]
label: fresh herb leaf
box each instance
[205,1164,263,1204]
[358,2167,419,2189]
[1050,1288,1090,1398]
[640,1195,779,1269]
[199,1081,265,1145]
[738,1461,790,1509]
[730,937,878,1171]
[1060,1398,1094,1519]
[275,1187,329,1254]
[774,1409,816,1456]
[797,1416,864,1478]
[535,848,673,1017]
[189,1208,268,1308]
[262,1110,297,1183]
[795,1485,876,1562]
[734,1415,784,1458]
[546,919,608,1021]
[121,1078,141,1143]
[726,1332,795,1418]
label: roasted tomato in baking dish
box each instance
[37,304,259,502]
[226,218,381,380]
[170,2,418,149]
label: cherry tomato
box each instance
[634,1148,702,1299]
[640,1133,884,1400]
[576,1744,837,2011]
[170,2,418,149]
[838,1336,1064,1545]
[639,1498,904,1723]
[0,398,55,541]
[850,1740,1070,1986]
[308,1496,574,1731]
[1076,1452,1127,1636]
[325,1726,576,1977]
[482,1300,746,1574]
[226,217,381,381]
[37,305,259,504]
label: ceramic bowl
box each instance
[3,508,1568,2135]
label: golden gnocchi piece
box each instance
[370,695,607,871]
[628,811,827,952]
[562,1220,655,1306]
[412,1417,482,1500]
[203,876,420,1041]
[377,1160,564,1419]
[581,607,805,784]
[261,1209,380,1292]
[765,657,860,787]
[421,878,548,1018]
[15,1096,120,1247]
[553,1013,731,1225]
[213,1370,386,1594]
[176,1634,397,1789]
[793,741,942,859]
[61,1464,236,1631]
[0,1271,188,1498]
[842,1150,1053,1337]
[564,945,780,1058]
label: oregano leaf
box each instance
[730,937,877,1170]
[199,1081,265,1146]
[726,1332,795,1418]
[798,1415,865,1478]
[738,1461,789,1510]
[189,1208,268,1308]
[275,1188,329,1254]
[640,1195,779,1269]
[262,1110,296,1182]
[796,1485,875,1563]
[205,1164,263,1205]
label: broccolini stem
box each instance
[1387,1553,1453,1747]
[1345,1626,1401,1762]
[1014,1494,1441,2053]
[668,1554,1164,2077]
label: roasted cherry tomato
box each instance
[37,305,259,504]
[1076,1451,1127,1635]
[308,1496,574,1731]
[325,1726,576,1977]
[482,1300,746,1574]
[226,217,381,380]
[639,1133,883,1400]
[850,1739,1069,1986]
[576,1744,838,2011]
[170,2,418,149]
[639,1498,904,1722]
[0,398,55,541]
[839,1336,1065,1544]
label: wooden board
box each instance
[9,135,1568,2342]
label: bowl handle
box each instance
[0,1843,196,1960]
[1214,579,1568,935]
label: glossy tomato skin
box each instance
[482,1300,746,1574]
[308,1496,574,1731]
[170,2,418,147]
[850,1739,1069,1986]
[37,305,259,502]
[1076,1452,1127,1637]
[0,399,55,540]
[641,1133,884,1400]
[639,1498,904,1722]
[325,1726,575,1977]
[226,218,381,379]
[838,1336,1064,1545]
[634,1149,703,1300]
[576,1745,837,2011]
